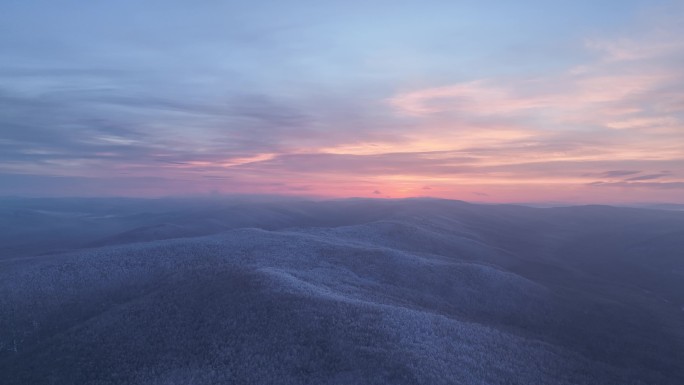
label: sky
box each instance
[1,0,683,203]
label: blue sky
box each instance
[1,0,682,202]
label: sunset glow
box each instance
[1,1,682,203]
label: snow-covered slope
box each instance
[1,198,683,384]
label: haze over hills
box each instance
[1,197,684,384]
[2,0,684,383]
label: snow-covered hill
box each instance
[1,198,683,384]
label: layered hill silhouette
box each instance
[1,198,683,384]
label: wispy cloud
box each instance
[595,170,642,178]
[624,173,671,181]
[588,181,684,190]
